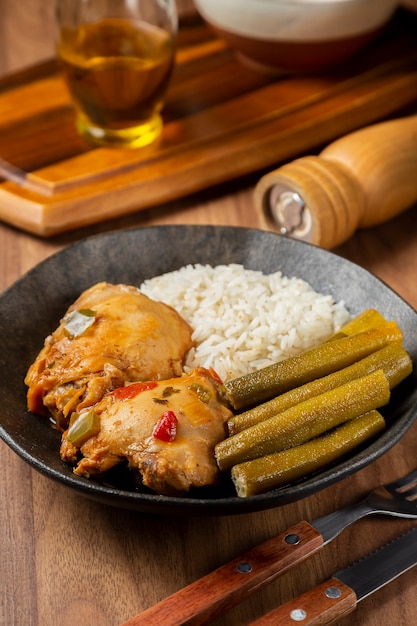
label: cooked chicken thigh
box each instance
[60,368,232,494]
[25,282,194,429]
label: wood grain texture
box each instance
[120,521,324,626]
[0,0,55,74]
[1,9,417,235]
[250,579,357,625]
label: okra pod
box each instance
[215,369,390,471]
[224,322,402,410]
[228,343,411,435]
[338,308,388,335]
[328,308,388,341]
[231,410,385,497]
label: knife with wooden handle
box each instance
[249,527,417,626]
[119,483,396,626]
[250,579,356,626]
[254,115,417,249]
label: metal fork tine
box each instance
[388,469,417,492]
[401,484,417,501]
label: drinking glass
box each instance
[56,0,178,148]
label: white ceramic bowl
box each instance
[194,0,398,72]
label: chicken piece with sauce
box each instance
[25,282,194,429]
[60,367,233,495]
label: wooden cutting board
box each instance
[1,8,417,237]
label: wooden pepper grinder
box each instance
[254,115,417,249]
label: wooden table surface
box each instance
[2,2,417,625]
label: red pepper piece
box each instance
[209,367,223,385]
[110,381,158,401]
[153,410,178,442]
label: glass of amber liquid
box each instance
[56,0,177,148]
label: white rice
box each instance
[140,264,350,382]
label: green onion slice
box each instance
[67,410,100,447]
[64,309,96,338]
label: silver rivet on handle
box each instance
[289,608,307,621]
[237,561,253,574]
[325,586,342,599]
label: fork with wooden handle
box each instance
[120,468,417,626]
